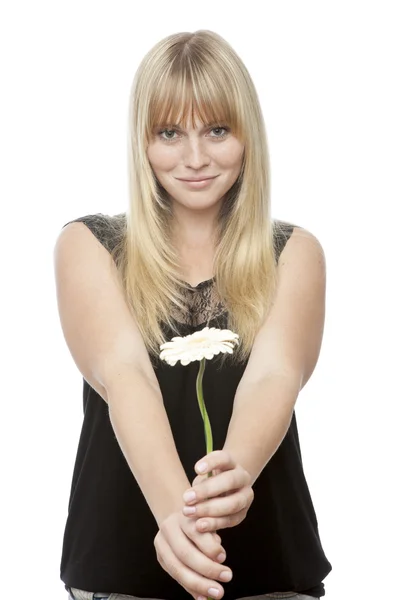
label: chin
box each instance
[177,198,223,211]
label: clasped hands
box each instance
[154,450,254,600]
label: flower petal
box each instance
[159,326,240,364]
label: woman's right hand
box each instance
[154,509,232,600]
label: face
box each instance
[146,114,245,214]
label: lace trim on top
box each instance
[170,277,228,328]
[63,213,296,329]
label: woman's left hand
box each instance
[182,450,254,533]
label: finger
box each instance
[193,469,224,490]
[196,508,248,533]
[157,529,232,598]
[184,469,251,506]
[183,520,225,562]
[212,532,222,544]
[155,531,223,599]
[192,473,207,487]
[184,488,253,519]
[194,450,236,477]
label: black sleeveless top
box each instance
[60,213,332,599]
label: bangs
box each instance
[146,57,245,140]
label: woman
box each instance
[54,30,332,600]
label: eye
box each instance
[158,128,179,142]
[156,125,230,143]
[209,126,229,138]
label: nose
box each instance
[183,137,211,169]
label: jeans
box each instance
[68,587,319,600]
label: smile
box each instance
[176,176,218,188]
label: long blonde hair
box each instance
[111,30,278,364]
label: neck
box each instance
[171,208,219,252]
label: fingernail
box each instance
[183,490,196,503]
[216,552,226,563]
[207,588,220,598]
[196,461,208,473]
[183,505,196,515]
[219,570,232,582]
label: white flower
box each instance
[159,326,240,366]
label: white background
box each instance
[1,1,399,598]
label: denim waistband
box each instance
[68,587,317,600]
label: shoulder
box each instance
[275,225,326,306]
[241,223,326,388]
[273,219,325,268]
[272,218,296,262]
[61,212,126,255]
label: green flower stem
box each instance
[196,358,213,465]
[196,358,214,600]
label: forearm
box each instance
[223,373,300,486]
[106,370,190,527]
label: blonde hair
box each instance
[111,30,278,364]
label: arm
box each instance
[224,226,326,483]
[107,371,191,525]
[54,222,189,524]
[54,222,231,599]
[223,373,299,486]
[182,227,326,528]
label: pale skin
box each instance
[55,113,325,600]
[148,115,246,598]
[147,114,327,599]
[55,217,323,599]
[147,113,244,284]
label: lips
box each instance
[177,176,217,182]
[176,176,218,189]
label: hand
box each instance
[154,509,233,599]
[183,450,254,534]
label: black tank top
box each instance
[60,213,332,599]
